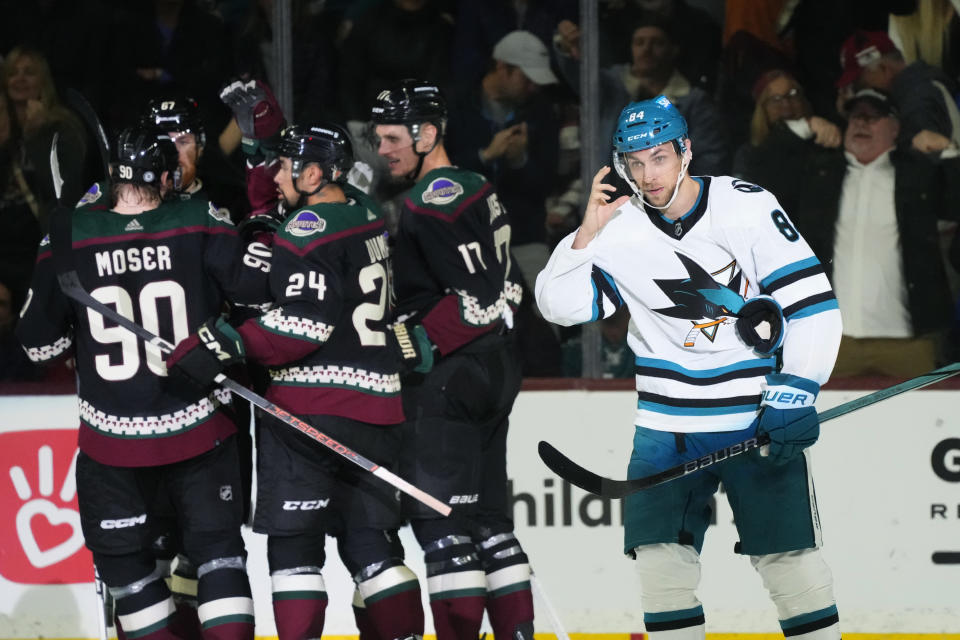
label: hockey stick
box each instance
[55,269,451,515]
[64,88,110,178]
[530,571,570,640]
[539,361,960,499]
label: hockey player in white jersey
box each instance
[536,95,843,639]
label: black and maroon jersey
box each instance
[236,185,403,425]
[17,183,271,467]
[393,167,522,355]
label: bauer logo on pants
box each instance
[0,430,93,584]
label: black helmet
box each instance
[113,127,180,187]
[370,79,447,133]
[140,97,206,147]
[277,122,354,185]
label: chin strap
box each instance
[404,123,440,181]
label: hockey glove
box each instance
[389,322,435,375]
[736,295,784,357]
[756,373,820,465]
[219,78,285,154]
[166,317,246,388]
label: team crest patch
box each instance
[422,178,464,205]
[286,210,326,237]
[40,234,50,247]
[731,179,763,193]
[78,183,103,206]
[207,202,233,224]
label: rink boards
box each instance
[0,385,958,637]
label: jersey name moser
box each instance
[95,245,172,277]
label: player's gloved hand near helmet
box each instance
[220,78,285,159]
[388,321,435,375]
[735,294,784,357]
[166,317,246,387]
[756,373,820,465]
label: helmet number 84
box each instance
[627,111,645,121]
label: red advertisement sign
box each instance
[0,430,93,584]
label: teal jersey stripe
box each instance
[638,400,760,416]
[634,357,776,377]
[761,256,821,289]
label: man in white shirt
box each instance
[741,87,960,378]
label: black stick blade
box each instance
[538,440,606,495]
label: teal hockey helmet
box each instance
[612,95,688,154]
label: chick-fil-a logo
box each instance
[0,430,92,583]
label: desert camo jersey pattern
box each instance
[236,184,404,425]
[537,176,841,433]
[393,166,522,355]
[17,182,271,467]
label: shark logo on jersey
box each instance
[653,252,747,347]
[422,178,463,205]
[78,183,103,206]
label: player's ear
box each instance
[681,138,692,164]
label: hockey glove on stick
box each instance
[219,78,285,157]
[389,322,435,375]
[757,373,820,465]
[736,295,784,357]
[167,317,246,387]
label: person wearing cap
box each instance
[537,94,843,639]
[554,15,728,179]
[445,30,562,300]
[745,87,960,378]
[836,29,960,155]
[733,69,842,192]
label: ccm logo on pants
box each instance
[282,499,330,511]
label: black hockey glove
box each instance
[735,295,784,357]
[389,322,435,375]
[166,317,246,388]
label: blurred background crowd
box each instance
[3,0,960,384]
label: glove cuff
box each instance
[761,373,819,409]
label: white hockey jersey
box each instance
[536,176,842,433]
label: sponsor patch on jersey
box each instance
[78,183,103,206]
[207,201,233,224]
[286,210,327,237]
[124,218,144,232]
[422,178,464,205]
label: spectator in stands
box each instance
[837,29,960,155]
[555,15,728,177]
[0,91,43,289]
[599,0,722,92]
[1,46,86,230]
[446,30,561,293]
[450,0,577,92]
[733,69,841,180]
[888,0,960,83]
[740,88,960,378]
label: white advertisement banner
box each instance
[1,389,958,637]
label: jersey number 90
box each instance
[87,281,189,381]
